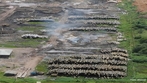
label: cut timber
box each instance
[45,50,93,54]
[64,47,100,50]
[69,27,117,32]
[48,54,128,78]
[68,15,119,20]
[68,20,120,25]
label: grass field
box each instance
[17,26,44,32]
[0,72,38,83]
[36,61,48,73]
[0,38,47,48]
[0,22,48,48]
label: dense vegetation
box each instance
[119,0,147,62]
[118,0,147,79]
[132,13,147,56]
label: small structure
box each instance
[4,70,17,76]
[0,49,13,58]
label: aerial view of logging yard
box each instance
[0,0,147,83]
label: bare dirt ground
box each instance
[0,48,43,77]
[0,7,17,22]
[16,56,43,77]
[134,0,147,12]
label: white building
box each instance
[0,49,13,58]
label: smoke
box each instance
[44,8,86,36]
[43,5,96,37]
[43,22,64,36]
[43,1,110,47]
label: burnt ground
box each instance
[40,0,123,55]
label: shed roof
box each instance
[0,49,13,55]
[4,70,17,76]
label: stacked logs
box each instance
[48,69,126,78]
[48,64,127,71]
[100,48,128,54]
[69,27,117,32]
[48,58,127,65]
[68,20,120,25]
[68,15,119,20]
[16,18,54,22]
[47,51,128,78]
[72,5,107,9]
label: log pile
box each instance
[72,6,106,9]
[68,15,119,20]
[68,20,120,25]
[69,27,117,32]
[100,48,128,54]
[16,18,54,22]
[47,51,128,78]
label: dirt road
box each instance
[0,48,43,78]
[0,6,17,23]
[24,56,43,72]
[16,56,43,78]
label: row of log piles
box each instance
[72,4,107,9]
[69,20,120,25]
[69,27,117,32]
[100,48,128,54]
[48,58,127,65]
[48,64,127,71]
[47,53,128,78]
[67,6,120,29]
[68,15,120,20]
[48,69,126,78]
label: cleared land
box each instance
[0,0,147,83]
[134,0,147,12]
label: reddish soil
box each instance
[134,0,147,12]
